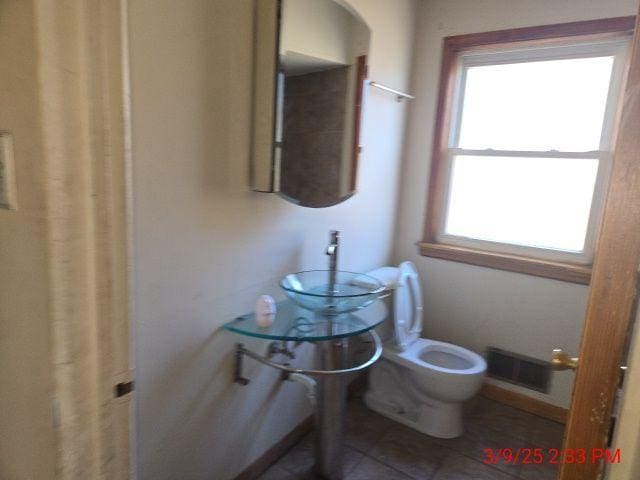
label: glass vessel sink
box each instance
[280,270,385,315]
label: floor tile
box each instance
[518,461,559,480]
[432,417,524,477]
[369,424,450,479]
[531,418,565,449]
[345,456,414,480]
[466,398,538,442]
[344,399,395,453]
[256,464,299,480]
[273,434,315,474]
[432,452,517,480]
[275,433,364,477]
[259,399,558,480]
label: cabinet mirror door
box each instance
[252,0,371,208]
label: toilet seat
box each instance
[383,338,486,376]
[393,262,423,350]
[421,345,473,371]
[385,262,484,374]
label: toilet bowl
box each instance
[362,262,486,439]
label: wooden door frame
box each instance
[560,8,640,480]
[608,308,640,480]
[35,1,134,478]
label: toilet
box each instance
[361,262,486,439]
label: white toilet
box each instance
[361,262,487,439]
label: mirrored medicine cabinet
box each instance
[251,0,371,208]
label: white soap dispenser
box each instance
[255,295,276,327]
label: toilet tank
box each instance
[356,266,399,343]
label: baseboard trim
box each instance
[233,415,314,480]
[480,383,568,424]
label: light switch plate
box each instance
[0,131,18,210]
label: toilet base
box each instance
[364,358,469,439]
[364,390,464,439]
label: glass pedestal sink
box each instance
[280,270,385,315]
[223,286,388,480]
[224,299,387,342]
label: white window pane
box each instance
[444,155,599,252]
[457,56,614,151]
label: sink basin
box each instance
[280,270,385,315]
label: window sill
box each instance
[418,242,591,285]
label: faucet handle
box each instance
[327,230,340,255]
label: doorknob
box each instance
[551,349,579,370]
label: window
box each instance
[420,18,635,284]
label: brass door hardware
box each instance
[551,349,579,371]
[551,349,628,373]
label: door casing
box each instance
[560,8,640,480]
[36,0,134,477]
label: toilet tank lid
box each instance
[353,266,400,289]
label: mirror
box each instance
[252,0,371,208]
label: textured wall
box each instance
[393,0,638,407]
[128,0,417,478]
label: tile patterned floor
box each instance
[257,396,564,480]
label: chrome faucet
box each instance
[326,230,340,294]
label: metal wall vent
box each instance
[486,347,551,393]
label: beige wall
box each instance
[0,1,56,479]
[128,0,416,478]
[281,0,353,64]
[394,0,638,408]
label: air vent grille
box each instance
[486,347,551,393]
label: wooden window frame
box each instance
[420,17,637,285]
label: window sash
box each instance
[435,149,610,264]
[433,40,629,264]
[449,40,629,153]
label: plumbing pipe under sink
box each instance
[288,372,317,408]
